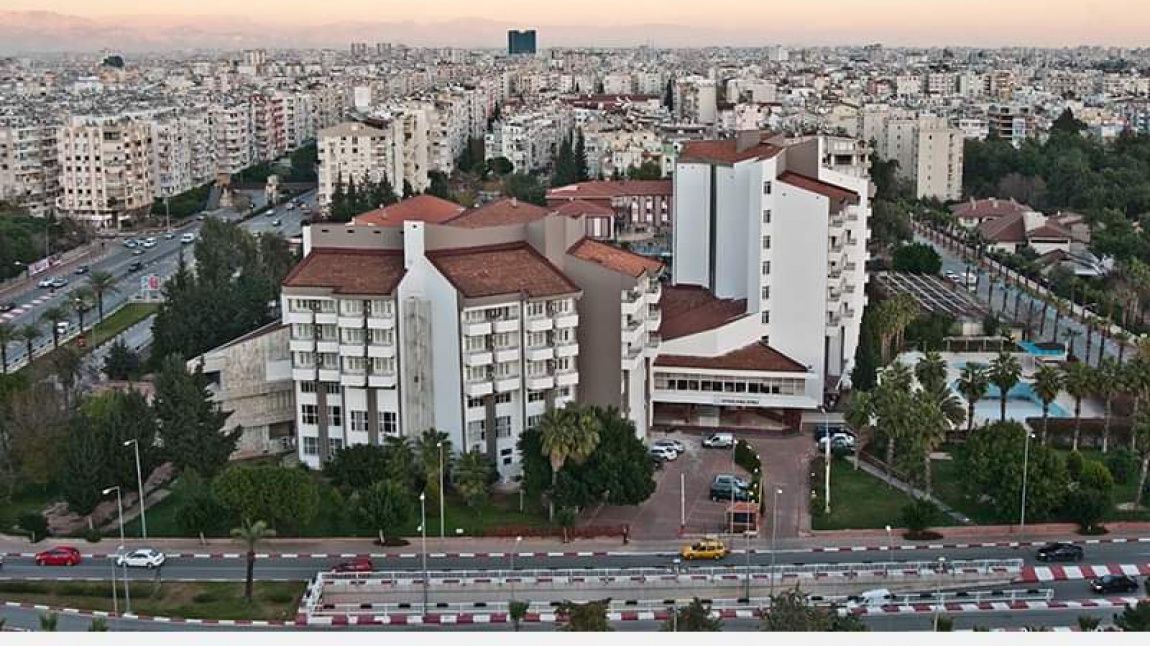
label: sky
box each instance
[2,0,1147,48]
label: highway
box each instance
[0,190,313,369]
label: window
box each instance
[528,360,547,377]
[368,328,393,345]
[495,416,512,438]
[527,331,547,347]
[556,386,572,399]
[468,419,486,441]
[302,436,318,455]
[350,410,368,432]
[493,332,516,349]
[301,404,319,425]
[762,235,771,250]
[494,392,511,405]
[370,357,394,374]
[761,311,771,324]
[550,299,572,315]
[528,390,547,402]
[527,414,542,430]
[554,356,573,372]
[317,324,338,340]
[467,395,485,409]
[763,180,772,195]
[324,383,342,395]
[340,299,364,316]
[291,324,313,340]
[762,261,771,276]
[378,411,398,436]
[554,327,573,344]
[300,381,317,393]
[340,327,364,344]
[762,209,771,223]
[761,286,770,300]
[294,351,315,368]
[493,361,515,378]
[368,299,392,317]
[466,365,488,382]
[328,438,344,453]
[526,302,545,318]
[342,356,365,373]
[327,405,343,428]
[465,335,487,352]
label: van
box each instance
[55,320,70,336]
[702,432,735,449]
[180,233,195,244]
[848,588,893,608]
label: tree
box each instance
[552,135,577,187]
[1051,107,1087,135]
[891,243,942,275]
[1032,364,1064,444]
[1064,361,1095,451]
[453,449,493,511]
[212,465,320,534]
[1132,408,1150,508]
[508,600,530,632]
[1077,615,1101,631]
[761,588,866,631]
[558,599,612,632]
[486,157,514,176]
[0,322,14,373]
[69,286,94,333]
[41,306,67,349]
[1114,600,1150,631]
[352,479,413,545]
[86,270,118,322]
[59,414,110,517]
[1064,486,1110,533]
[871,362,914,484]
[663,78,674,111]
[538,403,599,513]
[415,428,452,513]
[402,180,415,199]
[988,352,1022,422]
[574,129,589,182]
[87,618,108,631]
[1096,358,1122,452]
[153,355,241,478]
[663,597,722,631]
[954,421,1069,522]
[17,511,49,542]
[626,160,663,180]
[231,519,276,603]
[915,351,948,392]
[426,171,452,200]
[103,338,141,381]
[174,471,230,540]
[324,444,390,493]
[556,506,577,543]
[39,613,58,632]
[503,173,546,205]
[844,390,873,470]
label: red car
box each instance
[333,557,374,572]
[35,546,82,566]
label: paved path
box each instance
[852,457,971,525]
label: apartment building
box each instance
[281,203,663,477]
[0,121,59,216]
[987,104,1036,147]
[881,115,964,201]
[673,78,718,125]
[658,132,869,429]
[484,107,574,173]
[209,101,254,175]
[545,179,674,236]
[152,112,214,200]
[55,116,153,228]
[251,92,287,163]
[316,121,402,213]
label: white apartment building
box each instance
[316,121,402,213]
[209,102,254,175]
[282,202,664,477]
[485,108,575,173]
[880,114,964,201]
[152,113,215,200]
[55,116,154,228]
[658,132,870,430]
[673,78,718,125]
[0,122,59,216]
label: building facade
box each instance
[55,116,154,228]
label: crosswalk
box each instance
[1020,563,1150,582]
[0,294,57,321]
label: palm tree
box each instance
[914,351,948,392]
[39,612,58,632]
[1114,330,1131,364]
[955,362,989,433]
[415,428,453,512]
[844,390,872,471]
[913,389,950,496]
[69,286,95,333]
[19,324,40,365]
[1063,361,1095,452]
[1095,357,1122,453]
[41,306,67,349]
[1131,411,1150,509]
[453,449,493,511]
[0,322,15,373]
[872,362,914,486]
[1032,364,1064,445]
[1064,328,1082,358]
[87,270,118,322]
[231,519,276,603]
[1126,358,1150,452]
[988,352,1022,422]
[538,403,600,516]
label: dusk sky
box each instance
[2,0,1147,48]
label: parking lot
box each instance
[580,430,812,540]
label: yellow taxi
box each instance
[679,537,729,560]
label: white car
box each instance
[180,233,196,244]
[648,445,678,461]
[652,438,686,455]
[142,238,157,248]
[818,433,857,452]
[702,432,735,449]
[116,548,166,569]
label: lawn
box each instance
[0,580,304,621]
[0,486,59,536]
[810,456,920,530]
[85,302,159,349]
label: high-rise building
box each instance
[508,30,537,55]
[55,116,154,228]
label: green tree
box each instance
[988,352,1023,422]
[17,511,49,542]
[761,588,866,631]
[415,428,452,512]
[1064,361,1095,451]
[871,362,915,484]
[426,171,452,200]
[509,599,530,632]
[324,444,390,493]
[626,160,663,180]
[1096,358,1122,452]
[174,471,230,540]
[1051,107,1087,135]
[663,597,722,631]
[844,390,873,470]
[487,157,514,176]
[59,414,110,517]
[41,306,67,349]
[1132,408,1150,508]
[69,286,94,333]
[153,355,241,478]
[1032,364,1064,444]
[558,599,612,632]
[39,612,58,632]
[503,173,546,205]
[954,421,1069,522]
[87,617,108,631]
[402,180,415,199]
[552,135,577,187]
[1064,486,1110,533]
[574,129,589,182]
[352,479,413,545]
[891,242,943,275]
[0,321,15,372]
[102,338,141,381]
[231,519,276,603]
[212,465,320,534]
[18,324,39,365]
[1114,600,1150,631]
[453,449,493,510]
[915,351,948,392]
[1077,615,1101,631]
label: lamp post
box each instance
[770,488,782,595]
[437,441,445,539]
[932,556,946,631]
[885,525,894,563]
[419,491,428,615]
[510,535,522,601]
[742,530,754,600]
[124,439,147,538]
[1020,430,1035,539]
[821,405,831,514]
[102,486,131,614]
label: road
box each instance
[0,191,313,370]
[919,230,1119,364]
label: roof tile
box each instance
[655,341,808,373]
[448,198,551,228]
[282,248,406,295]
[427,242,580,299]
[353,194,465,227]
[567,238,663,278]
[658,285,747,340]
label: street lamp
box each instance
[932,556,946,631]
[820,405,831,514]
[102,486,131,614]
[124,439,147,538]
[770,488,782,595]
[1020,429,1035,539]
[510,535,522,601]
[419,491,428,615]
[437,441,445,539]
[885,525,894,563]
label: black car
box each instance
[127,261,143,273]
[0,302,13,312]
[1089,574,1139,594]
[1036,542,1083,562]
[710,480,751,502]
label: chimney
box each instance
[735,130,760,153]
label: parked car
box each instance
[652,438,685,455]
[702,432,735,449]
[127,261,143,273]
[813,424,853,442]
[1036,542,1084,562]
[1089,574,1139,594]
[164,231,176,240]
[817,433,857,453]
[131,248,145,256]
[333,557,375,572]
[712,474,749,490]
[74,265,89,275]
[680,537,728,560]
[649,445,677,462]
[116,548,166,569]
[35,546,81,566]
[710,475,751,502]
[55,321,70,336]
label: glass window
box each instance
[350,410,368,432]
[378,411,398,436]
[301,404,318,425]
[327,405,342,428]
[302,436,318,455]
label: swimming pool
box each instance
[950,380,1069,420]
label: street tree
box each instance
[1063,361,1095,451]
[86,270,118,322]
[153,355,241,478]
[1114,600,1150,631]
[41,306,67,349]
[68,286,94,333]
[954,421,1070,522]
[324,444,390,493]
[453,449,493,511]
[1096,357,1123,452]
[231,519,276,603]
[0,322,15,373]
[558,599,612,632]
[1132,408,1150,509]
[761,588,867,631]
[415,428,452,512]
[213,465,320,534]
[955,362,989,433]
[662,597,722,632]
[352,479,413,545]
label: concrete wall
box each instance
[672,162,711,288]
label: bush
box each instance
[1077,460,1114,493]
[900,498,943,540]
[734,440,762,474]
[17,512,49,542]
[1105,450,1139,485]
[1066,451,1085,480]
[1064,487,1110,534]
[83,528,102,543]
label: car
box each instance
[74,265,89,275]
[127,261,143,272]
[944,270,960,282]
[710,475,751,502]
[132,248,145,256]
[164,231,175,240]
[652,438,685,455]
[122,239,138,248]
[116,548,166,569]
[272,219,282,227]
[702,432,735,449]
[333,557,375,572]
[37,277,55,288]
[180,233,196,244]
[713,474,749,490]
[1036,542,1084,562]
[35,546,82,566]
[1089,574,1139,594]
[55,320,70,336]
[0,302,13,312]
[196,214,206,221]
[680,538,728,560]
[817,433,857,452]
[648,445,678,462]
[48,277,67,289]
[813,424,853,442]
[142,238,157,248]
[286,202,295,210]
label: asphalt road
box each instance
[0,190,313,368]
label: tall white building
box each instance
[673,78,718,125]
[0,122,59,216]
[881,115,964,201]
[55,116,154,228]
[316,121,402,213]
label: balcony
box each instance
[289,338,314,353]
[622,321,644,345]
[621,293,643,317]
[527,374,555,390]
[554,313,578,329]
[369,373,397,389]
[292,367,317,382]
[466,350,494,367]
[525,317,553,333]
[555,342,579,358]
[317,368,341,382]
[845,307,857,318]
[285,310,314,325]
[646,333,661,349]
[845,283,857,294]
[493,318,520,334]
[315,340,339,354]
[339,343,366,357]
[337,316,363,328]
[340,372,367,388]
[494,375,521,393]
[555,371,579,387]
[827,265,842,279]
[646,282,662,301]
[315,311,338,326]
[464,320,492,336]
[493,347,519,363]
[526,346,554,362]
[844,261,858,272]
[826,312,842,326]
[367,344,396,359]
[646,308,662,329]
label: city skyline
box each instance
[1,0,1148,51]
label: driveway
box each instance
[580,431,812,541]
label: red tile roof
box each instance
[658,285,748,340]
[977,212,1026,242]
[778,171,858,202]
[1026,222,1074,240]
[448,198,551,228]
[552,199,615,218]
[567,238,663,278]
[427,242,580,299]
[282,248,406,295]
[678,139,783,165]
[950,198,1031,221]
[546,180,672,201]
[353,194,465,227]
[655,341,809,373]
